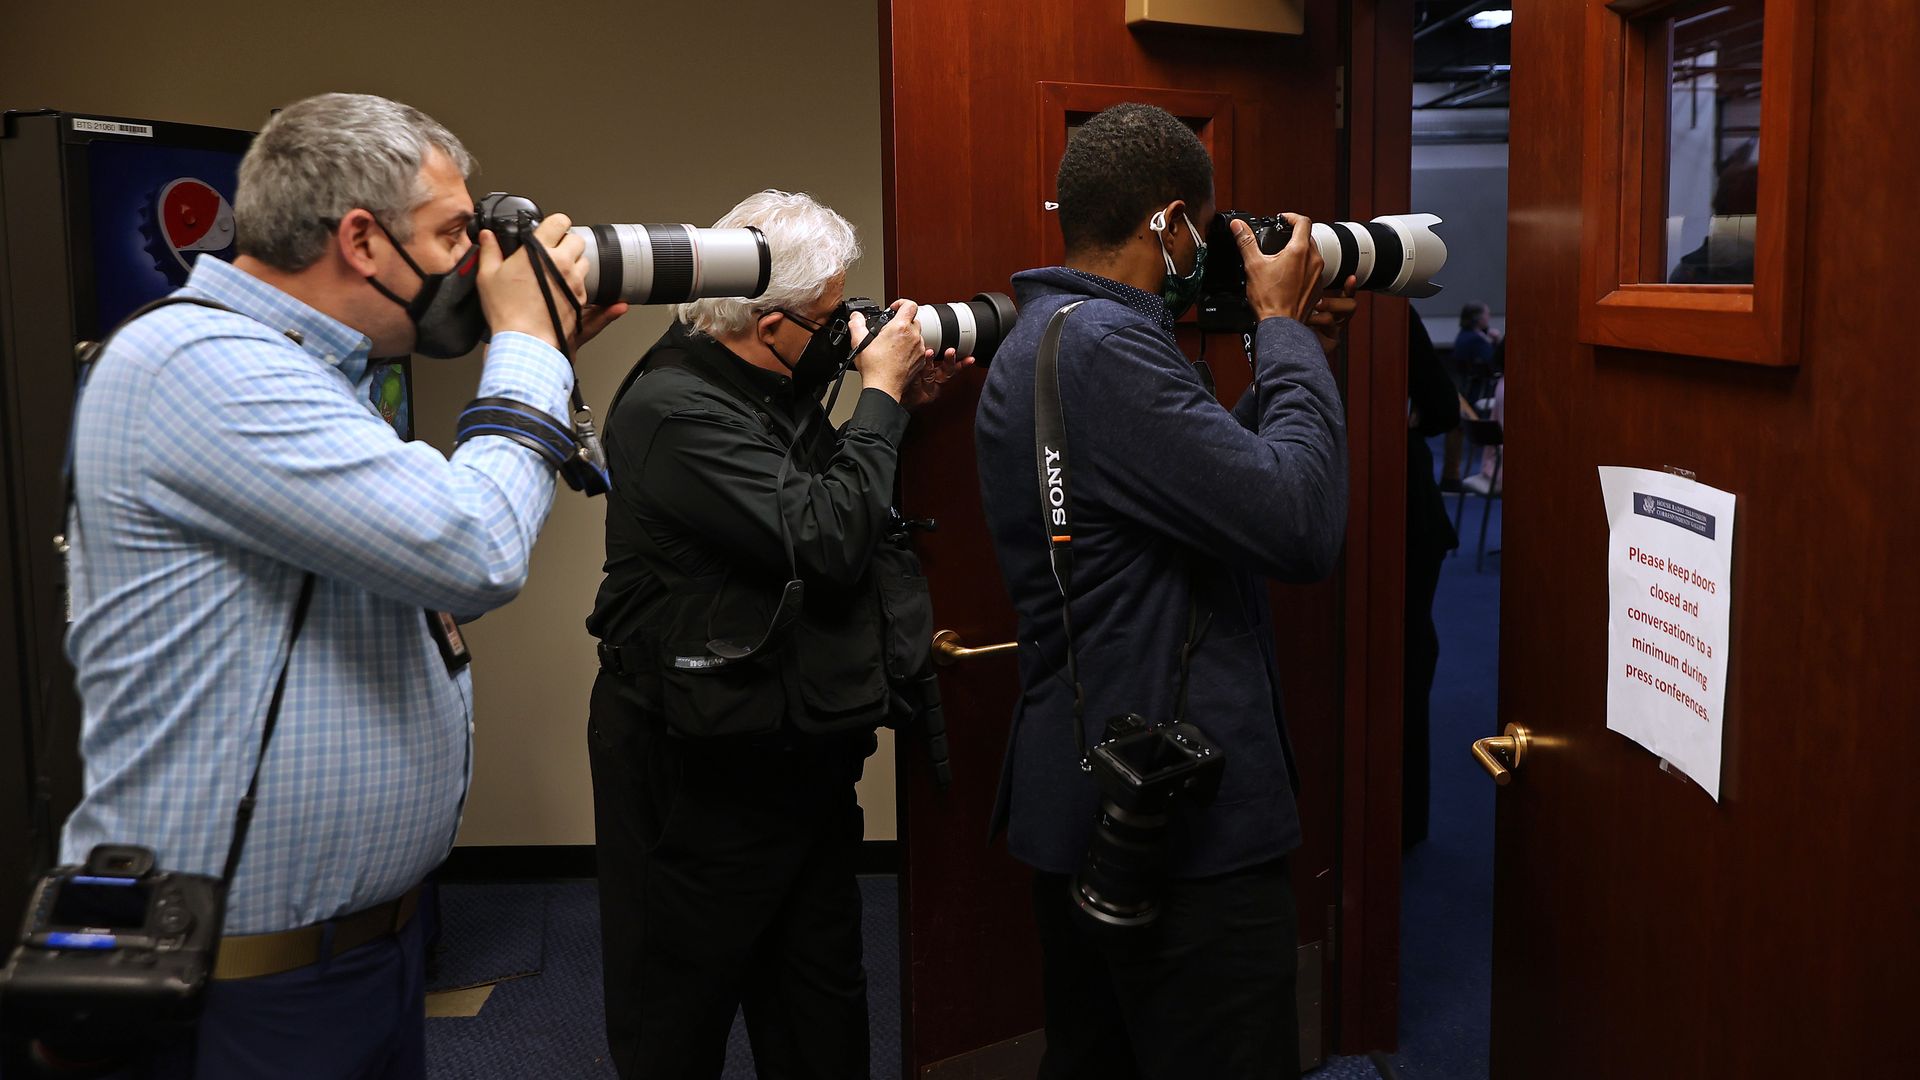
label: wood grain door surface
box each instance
[1497,2,1920,1076]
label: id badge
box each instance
[426,610,472,672]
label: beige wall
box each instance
[1,0,898,845]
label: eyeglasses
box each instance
[773,303,850,342]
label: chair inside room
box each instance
[1452,416,1503,571]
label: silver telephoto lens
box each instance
[1309,214,1448,298]
[907,292,1018,363]
[570,224,772,307]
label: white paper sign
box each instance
[1599,467,1737,799]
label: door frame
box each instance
[1334,0,1413,1053]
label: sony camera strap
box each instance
[1033,301,1205,771]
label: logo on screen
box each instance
[144,178,236,284]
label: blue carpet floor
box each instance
[1384,489,1502,1079]
[425,485,1502,1078]
[425,873,1382,1078]
[426,877,900,1080]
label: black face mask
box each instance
[766,305,852,393]
[365,220,486,359]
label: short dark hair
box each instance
[1460,301,1489,329]
[1055,103,1213,255]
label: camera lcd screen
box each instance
[1104,730,1204,784]
[51,876,151,930]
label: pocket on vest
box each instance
[787,593,889,731]
[655,581,786,738]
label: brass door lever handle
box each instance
[932,629,1018,667]
[1471,724,1532,785]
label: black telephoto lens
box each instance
[1072,797,1179,928]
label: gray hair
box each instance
[677,190,861,337]
[235,92,475,271]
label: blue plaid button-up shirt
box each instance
[61,255,571,934]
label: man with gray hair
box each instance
[586,189,960,1078]
[57,91,618,1076]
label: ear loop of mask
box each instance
[1150,208,1202,275]
[1150,209,1178,276]
[365,219,438,315]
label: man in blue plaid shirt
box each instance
[61,93,622,1078]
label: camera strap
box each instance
[63,296,245,548]
[218,572,317,890]
[636,343,809,666]
[41,296,243,874]
[520,235,611,495]
[1033,301,1204,770]
[60,296,319,889]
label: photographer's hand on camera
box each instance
[1306,275,1360,356]
[902,347,975,411]
[476,212,592,350]
[1235,212,1325,325]
[849,298,929,403]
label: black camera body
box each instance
[0,845,224,1059]
[1071,714,1226,930]
[1197,210,1295,335]
[471,192,544,258]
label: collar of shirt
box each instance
[675,321,801,406]
[1062,267,1177,335]
[183,257,376,383]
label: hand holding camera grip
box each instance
[1234,215,1322,324]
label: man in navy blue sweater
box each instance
[976,103,1351,1078]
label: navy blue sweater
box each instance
[974,267,1349,877]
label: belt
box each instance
[212,886,422,981]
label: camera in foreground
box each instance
[1199,210,1449,334]
[845,292,1018,365]
[0,845,222,1064]
[473,192,772,307]
[1072,714,1225,930]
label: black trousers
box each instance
[1031,858,1299,1080]
[587,670,872,1080]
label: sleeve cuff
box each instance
[1254,316,1323,362]
[478,332,575,419]
[846,387,911,447]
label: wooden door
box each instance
[880,1,1413,1074]
[1496,2,1920,1076]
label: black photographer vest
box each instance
[587,324,934,739]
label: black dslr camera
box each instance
[843,292,1019,366]
[1,844,224,1063]
[1071,715,1225,930]
[1197,211,1300,335]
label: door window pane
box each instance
[1659,0,1763,284]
